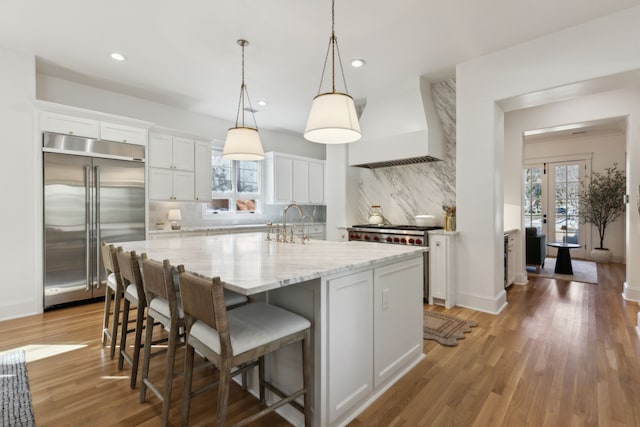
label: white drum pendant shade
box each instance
[223,127,265,160]
[304,92,361,144]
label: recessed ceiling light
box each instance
[351,59,366,68]
[257,100,268,107]
[110,52,126,61]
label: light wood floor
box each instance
[1,262,639,426]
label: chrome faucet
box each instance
[283,202,303,243]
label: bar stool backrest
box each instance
[178,270,233,359]
[115,247,145,307]
[140,254,180,320]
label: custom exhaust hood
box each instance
[348,77,445,168]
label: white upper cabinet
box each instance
[40,112,100,139]
[149,133,194,171]
[148,132,198,201]
[194,140,212,201]
[308,160,325,204]
[172,136,195,171]
[292,159,309,203]
[100,122,147,145]
[265,152,325,205]
[40,112,148,145]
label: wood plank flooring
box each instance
[1,262,639,426]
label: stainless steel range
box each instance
[347,224,442,246]
[347,224,443,301]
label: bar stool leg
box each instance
[217,363,232,427]
[130,304,145,388]
[109,289,123,359]
[102,286,113,346]
[139,312,155,402]
[181,342,196,427]
[118,298,131,371]
[303,329,312,427]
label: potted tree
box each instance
[579,163,626,263]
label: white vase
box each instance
[590,248,612,263]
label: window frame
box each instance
[203,148,263,216]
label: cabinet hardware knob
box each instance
[436,242,440,246]
[69,131,74,135]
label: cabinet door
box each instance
[172,136,195,171]
[273,156,293,204]
[148,133,173,168]
[308,161,325,204]
[292,159,309,203]
[172,170,195,200]
[429,235,447,300]
[373,257,423,387]
[100,122,147,145]
[195,140,212,201]
[327,270,373,423]
[40,112,99,138]
[148,167,173,200]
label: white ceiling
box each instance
[1,0,638,133]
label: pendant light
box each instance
[223,39,265,160]
[304,0,361,144]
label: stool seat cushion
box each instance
[107,273,119,291]
[190,302,310,356]
[125,283,139,302]
[149,295,184,319]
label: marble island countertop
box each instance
[116,232,426,296]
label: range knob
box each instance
[416,238,423,245]
[408,238,415,244]
[401,238,407,244]
[386,236,392,242]
[373,236,380,241]
[364,235,370,240]
[393,237,400,243]
[349,234,355,239]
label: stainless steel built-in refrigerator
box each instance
[43,132,145,308]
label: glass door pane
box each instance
[523,166,544,233]
[549,161,587,258]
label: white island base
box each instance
[260,255,424,427]
[117,234,425,427]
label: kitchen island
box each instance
[117,233,426,427]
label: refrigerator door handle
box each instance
[84,165,91,292]
[95,165,101,289]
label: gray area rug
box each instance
[423,311,478,346]
[527,257,598,284]
[1,350,35,427]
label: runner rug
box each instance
[423,311,478,346]
[1,350,35,427]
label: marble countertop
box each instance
[116,232,426,295]
[149,223,326,234]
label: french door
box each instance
[524,159,589,259]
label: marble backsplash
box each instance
[357,78,456,226]
[149,201,326,230]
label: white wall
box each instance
[0,46,38,320]
[36,74,325,160]
[457,6,640,314]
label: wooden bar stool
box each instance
[178,269,312,427]
[138,255,249,426]
[138,254,184,427]
[100,242,123,359]
[115,247,146,389]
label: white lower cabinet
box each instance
[326,255,423,423]
[327,270,373,423]
[429,233,456,308]
[373,257,423,387]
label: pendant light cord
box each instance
[234,39,258,130]
[316,0,349,96]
